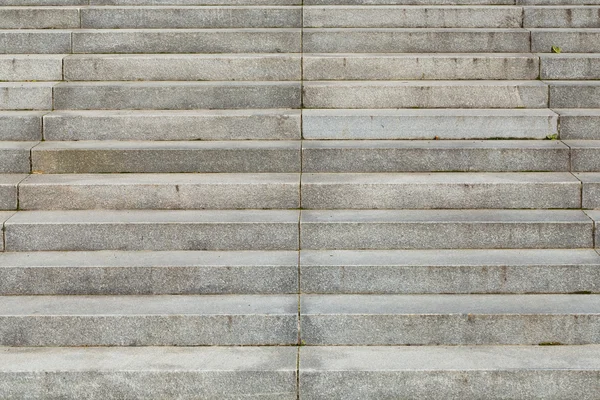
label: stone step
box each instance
[89,0,300,3]
[585,211,600,246]
[301,294,600,345]
[549,81,600,108]
[81,6,301,28]
[301,249,600,294]
[302,140,569,172]
[303,81,548,109]
[64,54,301,81]
[564,140,600,172]
[0,212,14,250]
[32,141,300,173]
[53,82,302,110]
[0,7,79,29]
[541,54,600,79]
[0,112,43,141]
[72,29,301,53]
[303,28,530,53]
[4,210,300,251]
[0,55,63,81]
[0,347,297,400]
[303,53,539,80]
[0,295,298,346]
[524,6,600,28]
[0,250,298,295]
[575,173,600,208]
[300,210,592,249]
[306,0,515,3]
[0,82,55,111]
[0,142,37,173]
[300,346,600,399]
[43,110,301,141]
[558,109,600,139]
[301,173,580,209]
[304,6,521,28]
[0,174,26,211]
[0,30,71,54]
[1,0,86,4]
[19,173,300,210]
[531,29,600,53]
[302,109,557,140]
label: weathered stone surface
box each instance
[0,250,299,295]
[0,211,15,251]
[302,109,557,140]
[301,172,581,209]
[549,81,600,108]
[0,111,43,141]
[0,174,26,211]
[302,140,569,172]
[0,347,297,400]
[305,0,515,6]
[584,211,600,246]
[0,7,79,29]
[566,140,600,172]
[300,210,593,249]
[0,82,55,111]
[300,346,600,400]
[5,210,300,251]
[81,6,301,28]
[54,81,302,110]
[43,110,301,141]
[72,29,301,53]
[300,249,600,294]
[32,141,301,173]
[575,173,600,208]
[64,54,301,81]
[19,173,300,210]
[303,53,539,80]
[303,28,530,53]
[531,29,600,52]
[524,6,600,28]
[0,30,71,54]
[301,294,600,345]
[304,6,521,28]
[557,109,600,140]
[0,142,37,173]
[90,0,300,4]
[303,81,548,109]
[0,55,64,81]
[541,54,600,79]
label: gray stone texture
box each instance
[301,294,600,345]
[0,7,79,29]
[531,29,600,52]
[524,6,600,28]
[81,6,301,28]
[0,211,15,251]
[584,211,600,247]
[557,109,600,140]
[303,53,539,80]
[301,172,581,209]
[0,55,64,81]
[306,0,514,3]
[0,250,299,295]
[0,112,43,141]
[0,30,71,54]
[64,54,301,81]
[4,210,300,251]
[32,141,301,173]
[19,173,301,210]
[90,0,301,4]
[565,140,600,172]
[0,142,37,173]
[300,346,600,400]
[300,210,593,249]
[302,140,570,172]
[575,173,600,208]
[541,54,600,79]
[72,29,301,53]
[549,81,600,108]
[0,295,298,346]
[303,28,530,53]
[43,110,301,141]
[303,81,549,109]
[300,249,600,294]
[0,82,55,111]
[0,347,297,400]
[0,174,26,211]
[304,6,522,28]
[0,0,86,3]
[53,81,302,110]
[302,109,558,140]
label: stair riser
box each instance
[532,30,600,53]
[0,56,63,82]
[550,83,600,108]
[0,84,54,111]
[0,31,71,54]
[541,56,600,80]
[524,7,600,28]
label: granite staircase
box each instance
[1,0,600,399]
